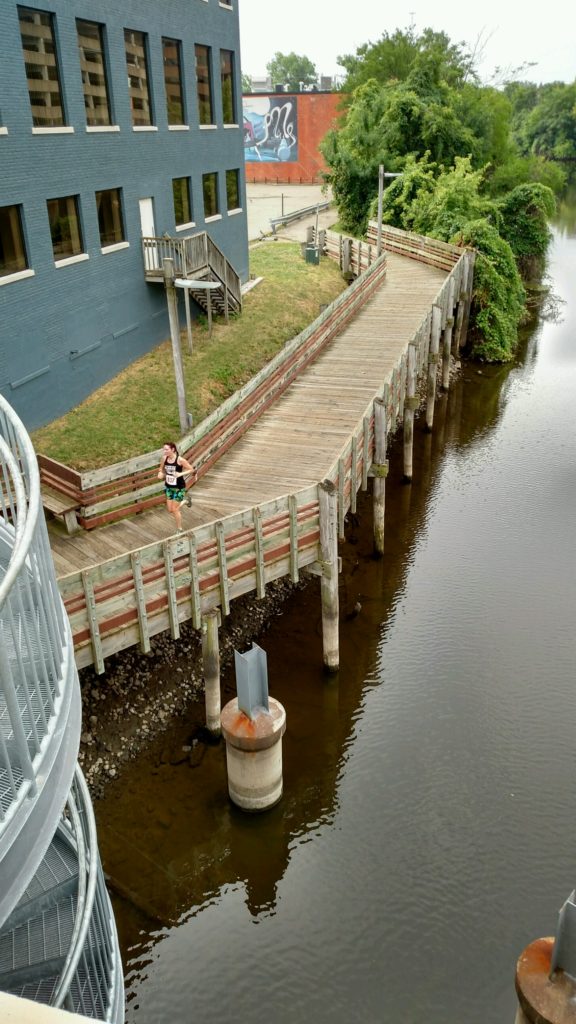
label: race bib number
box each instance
[166,473,177,486]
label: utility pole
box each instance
[377,165,384,256]
[163,257,189,435]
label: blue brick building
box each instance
[0,0,248,429]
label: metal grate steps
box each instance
[3,829,79,931]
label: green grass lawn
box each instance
[32,242,347,470]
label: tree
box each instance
[517,82,576,162]
[321,55,481,234]
[339,26,477,94]
[241,72,252,93]
[266,52,317,92]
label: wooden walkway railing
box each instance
[51,230,475,674]
[39,252,388,530]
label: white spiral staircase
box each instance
[0,395,124,1022]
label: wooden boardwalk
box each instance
[45,228,475,675]
[49,251,446,579]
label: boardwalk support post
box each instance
[459,250,475,346]
[318,480,339,673]
[372,397,388,557]
[442,278,456,390]
[454,251,475,352]
[403,343,418,482]
[426,305,442,433]
[202,608,222,735]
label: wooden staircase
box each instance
[141,230,242,318]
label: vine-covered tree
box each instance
[516,82,576,162]
[266,52,317,92]
[339,26,477,93]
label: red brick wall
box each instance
[244,92,344,184]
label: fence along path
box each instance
[49,230,471,673]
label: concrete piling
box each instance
[221,697,286,811]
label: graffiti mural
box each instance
[243,96,298,162]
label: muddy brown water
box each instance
[96,216,576,1024]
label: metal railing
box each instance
[0,394,123,1021]
[54,768,123,1022]
[269,199,330,233]
[0,396,75,842]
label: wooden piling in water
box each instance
[202,608,222,735]
[372,397,388,557]
[426,305,442,433]
[318,480,339,673]
[442,278,456,390]
[403,343,418,482]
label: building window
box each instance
[173,178,192,226]
[124,29,152,126]
[0,205,28,277]
[76,20,112,127]
[163,38,185,125]
[220,50,236,124]
[96,188,125,247]
[202,172,219,218]
[226,169,240,211]
[47,195,84,260]
[18,6,65,127]
[195,45,213,125]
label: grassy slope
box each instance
[32,243,346,470]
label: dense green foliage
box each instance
[452,221,525,361]
[338,27,477,92]
[509,82,576,164]
[497,183,556,276]
[322,26,565,361]
[265,52,317,92]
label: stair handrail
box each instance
[52,767,102,1011]
[0,397,41,614]
[52,774,88,1007]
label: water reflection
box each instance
[96,226,576,1024]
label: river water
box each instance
[96,214,576,1024]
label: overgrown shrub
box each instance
[452,219,526,361]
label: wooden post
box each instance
[342,237,352,277]
[163,257,188,434]
[403,343,417,482]
[372,397,388,557]
[454,251,475,351]
[202,608,221,735]
[459,250,475,345]
[318,480,339,673]
[426,304,442,433]
[441,277,456,390]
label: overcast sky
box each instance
[239,0,576,86]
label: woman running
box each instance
[158,441,197,533]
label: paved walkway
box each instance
[246,182,334,241]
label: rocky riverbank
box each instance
[78,576,309,798]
